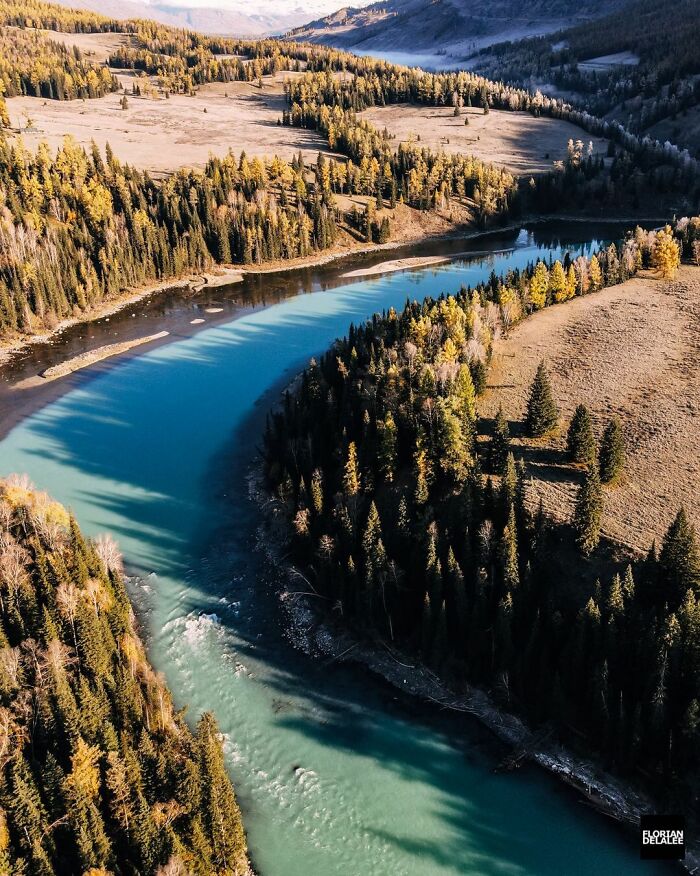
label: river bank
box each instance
[254,471,697,871]
[0,266,244,367]
[0,212,666,373]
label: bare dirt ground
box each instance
[479,266,700,554]
[7,70,331,174]
[360,104,608,175]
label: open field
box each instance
[6,70,332,174]
[578,51,640,71]
[479,266,700,553]
[360,104,608,175]
[39,28,131,61]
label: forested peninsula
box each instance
[263,219,700,808]
[0,476,250,875]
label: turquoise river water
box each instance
[0,225,668,875]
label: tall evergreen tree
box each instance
[658,509,700,605]
[599,418,625,484]
[525,361,559,437]
[567,403,596,465]
[573,464,604,555]
[491,406,511,474]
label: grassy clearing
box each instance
[479,266,700,553]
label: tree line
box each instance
[0,475,250,875]
[0,137,339,335]
[282,65,700,212]
[263,222,699,800]
[284,100,517,225]
[0,27,118,102]
[473,0,700,146]
[4,0,698,190]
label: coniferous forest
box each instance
[263,221,700,803]
[0,0,699,869]
[0,476,250,875]
[0,0,699,339]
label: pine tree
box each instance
[658,508,700,605]
[491,406,510,474]
[525,361,558,437]
[436,397,471,481]
[500,505,519,591]
[566,404,596,465]
[377,412,397,483]
[453,364,476,426]
[573,464,604,555]
[598,418,624,484]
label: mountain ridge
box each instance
[289,0,632,56]
[50,0,372,36]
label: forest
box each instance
[473,0,700,144]
[0,27,118,101]
[0,0,699,339]
[263,220,700,801]
[0,475,249,875]
[0,137,338,335]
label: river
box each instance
[0,223,670,875]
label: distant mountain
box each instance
[50,0,373,36]
[289,0,630,58]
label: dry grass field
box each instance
[7,68,331,174]
[40,28,131,61]
[360,104,608,175]
[479,266,700,554]
[9,31,610,179]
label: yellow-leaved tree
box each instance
[529,261,549,310]
[549,260,568,303]
[653,226,681,279]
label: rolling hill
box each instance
[288,0,630,56]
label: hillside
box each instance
[480,265,700,553]
[289,0,628,57]
[474,0,700,155]
[262,223,700,804]
[0,476,251,875]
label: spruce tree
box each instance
[491,406,510,474]
[599,418,624,484]
[377,412,397,483]
[658,508,700,605]
[525,361,558,437]
[573,464,604,555]
[566,404,596,465]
